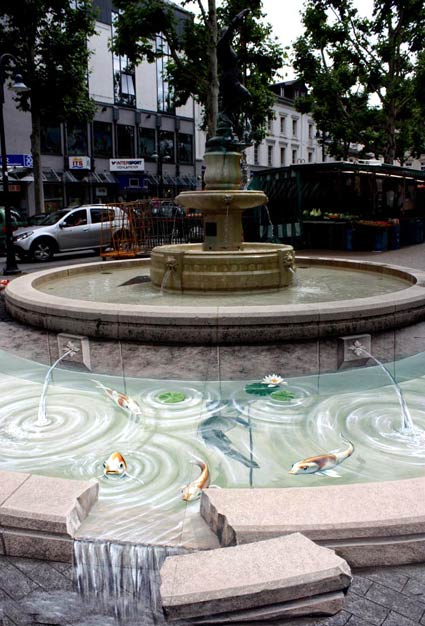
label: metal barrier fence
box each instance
[100,200,204,259]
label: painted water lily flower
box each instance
[262,374,287,387]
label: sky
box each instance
[177,1,375,79]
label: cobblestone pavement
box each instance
[2,245,425,625]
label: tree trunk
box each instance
[206,0,218,138]
[31,108,44,212]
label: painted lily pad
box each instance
[270,389,296,401]
[156,391,187,404]
[244,382,276,396]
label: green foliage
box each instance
[293,0,425,163]
[270,389,296,401]
[156,391,187,403]
[244,382,276,396]
[113,0,285,142]
[0,0,97,122]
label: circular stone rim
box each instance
[5,256,425,344]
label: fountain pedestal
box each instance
[150,149,296,292]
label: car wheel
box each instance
[30,239,54,262]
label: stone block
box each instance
[201,477,425,566]
[0,474,99,536]
[160,533,351,621]
[0,471,30,506]
[2,529,73,562]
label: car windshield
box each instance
[38,210,70,226]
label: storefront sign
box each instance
[95,187,108,197]
[0,184,21,192]
[68,156,91,170]
[110,159,145,172]
[0,154,33,167]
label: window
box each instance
[178,133,193,164]
[63,208,87,227]
[159,130,175,162]
[292,149,297,163]
[112,13,136,107]
[280,146,286,166]
[308,151,313,163]
[156,35,174,113]
[90,208,115,224]
[308,124,313,139]
[117,124,135,158]
[254,143,259,165]
[41,124,62,155]
[66,121,88,155]
[93,121,113,158]
[292,119,298,137]
[280,116,285,135]
[139,128,156,160]
[267,117,273,133]
[267,145,273,167]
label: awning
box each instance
[42,169,62,183]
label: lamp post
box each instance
[0,53,30,275]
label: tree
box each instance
[112,0,285,143]
[0,0,97,211]
[293,0,425,163]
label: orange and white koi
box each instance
[101,451,144,484]
[0,279,10,291]
[93,380,142,418]
[288,436,354,476]
[182,458,210,502]
[103,451,127,477]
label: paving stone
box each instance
[0,561,40,600]
[403,577,425,604]
[346,616,378,626]
[361,569,409,592]
[344,593,389,626]
[365,582,425,622]
[350,576,373,596]
[382,610,425,626]
[160,533,352,621]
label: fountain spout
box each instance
[349,340,414,433]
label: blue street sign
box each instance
[0,154,33,167]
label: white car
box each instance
[13,205,128,261]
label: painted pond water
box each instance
[1,349,425,548]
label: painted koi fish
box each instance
[93,380,142,417]
[288,436,354,476]
[103,451,127,477]
[0,279,10,291]
[102,451,144,484]
[182,458,210,502]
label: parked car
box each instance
[13,205,127,261]
[26,213,48,226]
[0,207,25,254]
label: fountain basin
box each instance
[150,242,295,291]
[5,256,425,345]
[176,189,267,212]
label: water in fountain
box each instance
[37,342,79,426]
[74,539,183,624]
[159,268,173,295]
[350,341,415,433]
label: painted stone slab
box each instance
[160,533,351,620]
[201,477,425,566]
[0,474,99,536]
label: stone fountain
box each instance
[150,10,296,293]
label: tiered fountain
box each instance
[150,11,295,293]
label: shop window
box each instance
[159,130,175,162]
[67,121,88,155]
[93,121,113,158]
[139,128,156,160]
[117,124,135,158]
[156,35,174,113]
[41,124,62,155]
[178,133,193,163]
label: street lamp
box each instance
[0,53,30,275]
